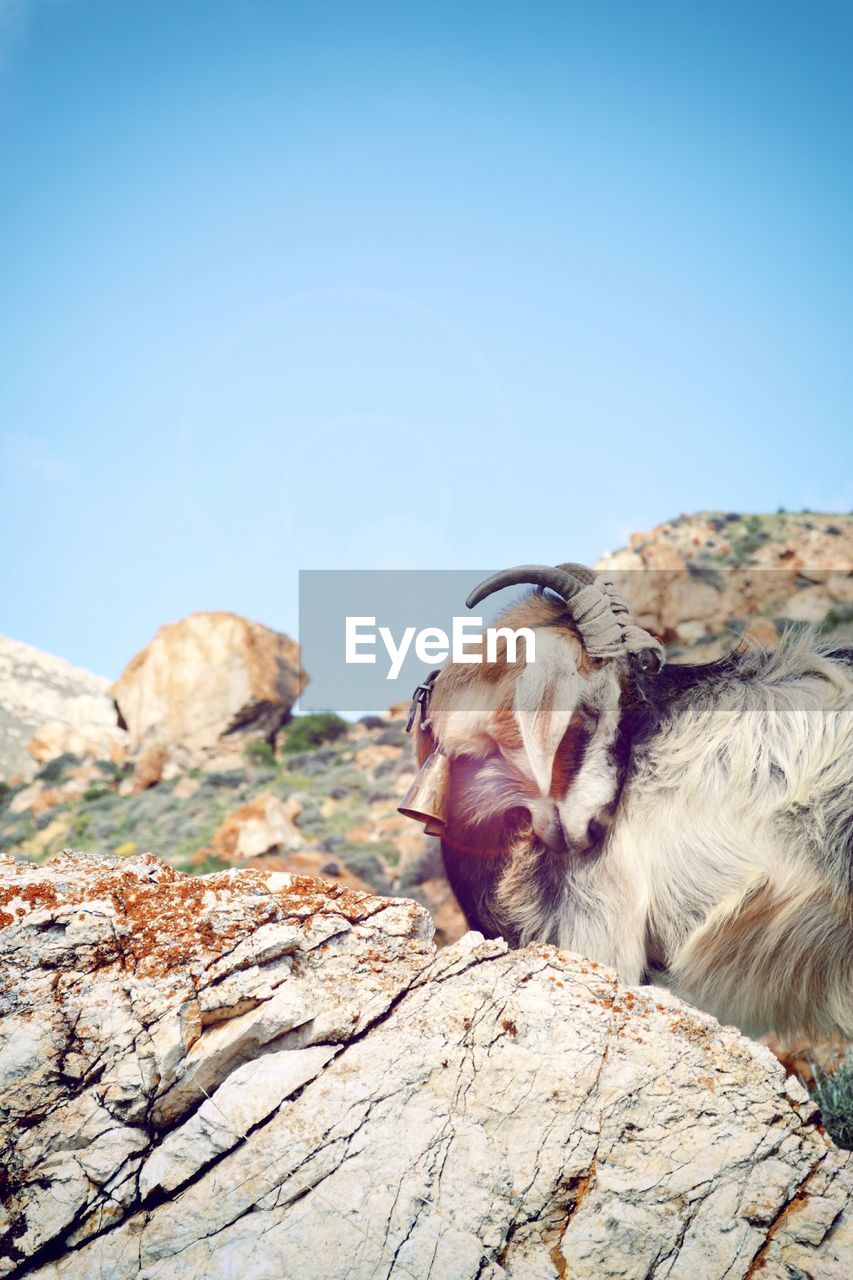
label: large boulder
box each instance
[1,851,850,1279]
[111,611,306,753]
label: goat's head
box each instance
[400,563,663,861]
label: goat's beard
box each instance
[443,752,540,860]
[440,751,617,947]
[444,750,615,861]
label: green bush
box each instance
[823,602,853,627]
[36,753,80,784]
[282,713,349,754]
[244,738,277,769]
[83,785,112,803]
[70,812,91,842]
[94,759,128,781]
[811,1058,853,1150]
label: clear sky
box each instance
[1,0,851,678]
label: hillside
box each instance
[0,636,122,783]
[1,510,851,943]
[597,509,853,653]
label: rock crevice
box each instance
[1,851,850,1279]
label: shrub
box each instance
[282,713,349,754]
[190,851,233,875]
[203,770,246,788]
[70,812,91,842]
[36,753,81,784]
[244,738,277,769]
[94,759,128,781]
[823,602,853,627]
[811,1057,853,1150]
[686,561,724,590]
[83,785,111,803]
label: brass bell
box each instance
[398,750,450,837]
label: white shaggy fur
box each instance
[429,624,853,1039]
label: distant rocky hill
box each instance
[596,509,853,654]
[0,636,121,783]
[608,509,851,573]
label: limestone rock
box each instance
[1,851,850,1279]
[130,742,169,793]
[210,793,304,859]
[111,612,306,753]
[354,742,404,772]
[27,720,127,768]
[223,848,378,895]
[417,874,468,945]
[596,512,853,646]
[0,635,124,782]
[740,617,781,649]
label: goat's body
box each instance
[441,633,853,1038]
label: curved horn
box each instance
[465,565,590,611]
[554,562,598,584]
[465,561,665,671]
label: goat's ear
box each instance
[512,632,582,796]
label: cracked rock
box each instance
[1,850,850,1279]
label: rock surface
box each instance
[110,611,306,754]
[595,511,853,648]
[208,792,305,858]
[1,851,850,1279]
[0,636,125,783]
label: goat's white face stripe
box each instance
[513,631,583,797]
[507,631,625,850]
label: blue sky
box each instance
[1,0,851,678]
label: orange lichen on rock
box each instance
[0,851,395,980]
[0,878,61,928]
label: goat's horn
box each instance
[465,561,665,671]
[465,565,588,610]
[554,562,598,584]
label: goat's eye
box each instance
[579,706,601,729]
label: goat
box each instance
[399,564,853,1039]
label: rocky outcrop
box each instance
[110,612,306,754]
[208,792,305,859]
[1,852,850,1279]
[0,636,125,783]
[595,511,853,646]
